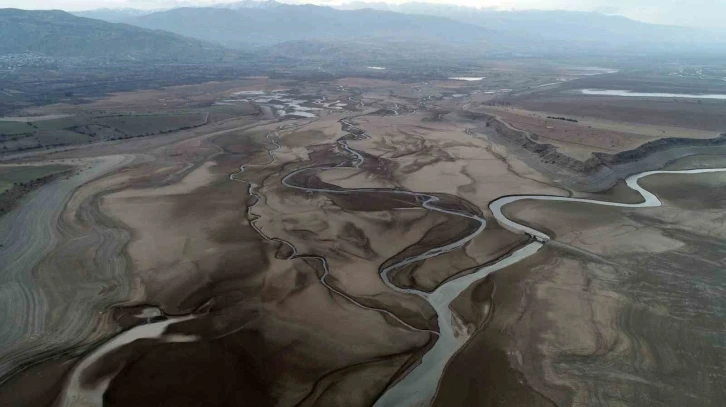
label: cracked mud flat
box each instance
[2,77,726,407]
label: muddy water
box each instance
[580,89,726,100]
[55,314,197,407]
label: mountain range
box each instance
[121,5,491,49]
[72,1,724,53]
[337,3,716,48]
[1,1,724,67]
[72,7,161,23]
[0,8,228,62]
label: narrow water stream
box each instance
[236,117,726,406]
[54,117,726,407]
[375,167,726,407]
[231,118,726,407]
[55,314,197,407]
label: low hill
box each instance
[124,5,492,49]
[338,3,720,51]
[212,0,282,10]
[73,8,158,22]
[58,3,726,59]
[0,8,229,62]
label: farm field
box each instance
[0,112,209,153]
[0,164,71,192]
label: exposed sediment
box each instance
[469,111,726,191]
[5,80,726,407]
[0,155,136,384]
[445,169,726,407]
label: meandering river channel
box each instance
[239,117,726,406]
[52,116,726,407]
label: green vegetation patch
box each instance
[1,112,209,153]
[33,129,91,146]
[0,121,35,136]
[206,103,259,116]
[0,134,41,151]
[32,116,88,131]
[0,164,71,192]
[69,124,125,139]
[94,113,208,138]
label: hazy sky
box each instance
[1,0,724,28]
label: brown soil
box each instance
[452,170,726,406]
[514,95,726,132]
[0,356,76,407]
[6,74,726,407]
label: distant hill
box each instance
[0,8,229,62]
[65,2,726,58]
[259,38,489,67]
[213,0,282,10]
[123,5,492,49]
[73,1,282,22]
[73,7,159,23]
[337,3,717,50]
